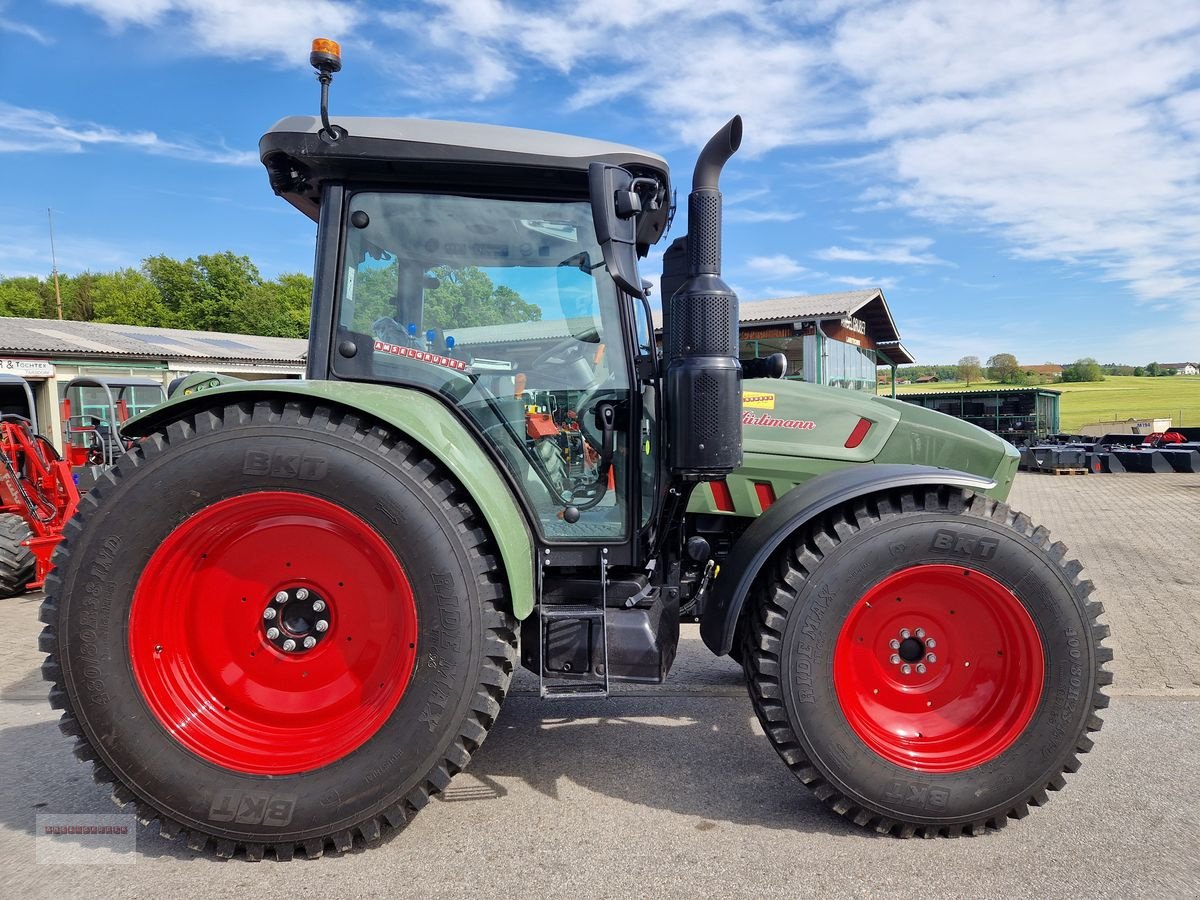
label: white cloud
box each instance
[830,0,1200,304]
[814,236,950,266]
[831,275,898,291]
[54,0,361,63]
[51,0,1200,318]
[0,102,256,165]
[0,15,51,43]
[380,1,843,155]
[726,208,805,224]
[745,254,808,278]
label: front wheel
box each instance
[40,400,519,858]
[744,486,1111,836]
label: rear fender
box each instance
[699,464,996,656]
[123,380,537,619]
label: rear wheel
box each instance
[744,486,1111,836]
[0,513,35,599]
[40,399,519,858]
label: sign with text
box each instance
[0,358,55,378]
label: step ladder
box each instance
[538,549,610,699]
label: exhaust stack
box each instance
[664,116,744,479]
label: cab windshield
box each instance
[335,191,633,542]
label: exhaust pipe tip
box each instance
[693,115,743,191]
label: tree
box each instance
[0,277,48,317]
[986,353,1021,384]
[1061,357,1104,383]
[91,269,170,327]
[1133,366,1145,376]
[957,355,982,385]
[1146,362,1161,377]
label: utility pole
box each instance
[48,207,63,320]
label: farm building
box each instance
[898,387,1061,446]
[1023,364,1063,379]
[654,288,914,395]
[1162,362,1198,375]
[0,317,305,454]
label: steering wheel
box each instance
[530,335,592,369]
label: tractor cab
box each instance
[260,116,686,551]
[60,376,165,485]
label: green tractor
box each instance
[40,41,1109,859]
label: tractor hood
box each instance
[739,378,1015,472]
[689,378,1021,516]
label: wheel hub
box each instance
[887,627,938,675]
[129,491,419,775]
[833,564,1044,773]
[262,586,331,653]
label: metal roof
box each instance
[652,288,905,346]
[0,318,307,364]
[898,386,1062,397]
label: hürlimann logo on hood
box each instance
[742,411,817,430]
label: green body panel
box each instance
[124,380,537,619]
[689,378,1019,516]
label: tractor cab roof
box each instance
[259,116,673,253]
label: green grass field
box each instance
[893,376,1200,432]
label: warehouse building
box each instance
[899,387,1062,446]
[0,317,305,453]
[655,288,914,394]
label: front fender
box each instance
[123,380,537,619]
[698,463,997,656]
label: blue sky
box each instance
[4,0,1200,365]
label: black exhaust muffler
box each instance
[664,116,743,479]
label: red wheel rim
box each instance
[129,492,418,775]
[833,564,1043,773]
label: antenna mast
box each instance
[47,208,63,320]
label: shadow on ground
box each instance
[0,688,859,861]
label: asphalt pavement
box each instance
[1,473,1197,898]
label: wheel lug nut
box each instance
[303,636,317,649]
[296,588,309,601]
[266,627,279,639]
[901,664,912,675]
[926,638,936,648]
[890,654,901,665]
[915,627,925,639]
[927,653,937,663]
[274,591,289,604]
[916,663,927,674]
[283,639,296,651]
[889,639,900,650]
[899,628,911,639]
[315,620,329,633]
[312,600,326,613]
[263,608,276,620]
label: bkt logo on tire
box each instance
[208,790,296,826]
[930,529,999,560]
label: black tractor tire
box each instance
[743,486,1111,837]
[39,399,519,859]
[0,513,36,598]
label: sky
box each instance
[3,0,1200,365]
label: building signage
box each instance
[0,358,55,378]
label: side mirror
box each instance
[742,352,788,379]
[588,163,644,298]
